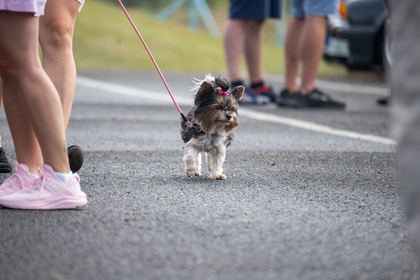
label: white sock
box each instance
[54,171,73,183]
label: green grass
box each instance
[74,0,347,76]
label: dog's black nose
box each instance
[226,115,231,120]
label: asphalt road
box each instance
[0,70,419,280]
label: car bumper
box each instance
[325,15,379,69]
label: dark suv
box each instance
[324,0,390,71]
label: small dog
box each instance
[180,74,244,180]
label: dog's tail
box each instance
[190,73,215,92]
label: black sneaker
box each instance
[280,88,345,109]
[277,88,297,107]
[67,145,84,173]
[0,147,12,173]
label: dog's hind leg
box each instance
[208,146,226,180]
[183,142,202,177]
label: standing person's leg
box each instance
[0,11,69,173]
[0,11,87,209]
[279,0,345,109]
[224,19,268,105]
[223,0,272,104]
[39,0,82,127]
[244,20,265,85]
[299,15,327,94]
[1,75,43,174]
[39,0,85,173]
[244,0,279,102]
[0,11,42,198]
[284,17,304,92]
[223,19,246,85]
[298,0,336,95]
[278,0,305,106]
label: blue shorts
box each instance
[229,0,281,20]
[291,0,337,18]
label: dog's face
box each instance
[193,77,244,133]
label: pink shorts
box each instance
[76,0,85,12]
[0,0,85,17]
[0,0,47,17]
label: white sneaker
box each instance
[0,164,87,209]
[0,162,33,197]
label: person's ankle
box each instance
[300,88,315,95]
[250,81,264,89]
[284,84,298,92]
[284,87,297,93]
[230,80,244,88]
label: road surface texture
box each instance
[0,71,418,280]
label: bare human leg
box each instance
[0,11,70,174]
[300,15,327,95]
[244,20,265,84]
[223,19,246,83]
[284,17,304,92]
[39,0,81,128]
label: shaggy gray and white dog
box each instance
[180,74,244,180]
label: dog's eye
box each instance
[217,106,223,110]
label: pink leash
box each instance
[117,0,191,127]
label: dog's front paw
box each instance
[212,174,226,180]
[186,169,201,177]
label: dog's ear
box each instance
[230,85,244,101]
[194,81,214,105]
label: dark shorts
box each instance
[229,0,281,20]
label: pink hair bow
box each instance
[217,89,229,95]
